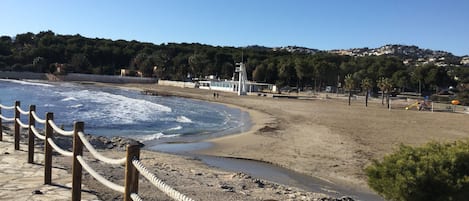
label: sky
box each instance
[1,0,469,56]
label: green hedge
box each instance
[365,140,469,201]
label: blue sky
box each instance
[1,0,469,56]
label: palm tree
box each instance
[377,77,386,105]
[361,78,373,107]
[377,77,393,108]
[383,79,393,108]
[344,74,355,106]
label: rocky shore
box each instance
[2,125,354,200]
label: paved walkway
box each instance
[0,134,100,201]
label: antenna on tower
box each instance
[241,49,244,63]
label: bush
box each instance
[365,140,469,201]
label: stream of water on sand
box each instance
[149,142,384,201]
[1,79,383,201]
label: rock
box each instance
[232,172,251,179]
[219,184,235,192]
[254,179,265,188]
[32,190,43,195]
[337,196,355,201]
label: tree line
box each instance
[1,31,468,104]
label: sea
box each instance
[0,79,250,144]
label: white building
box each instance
[198,80,276,93]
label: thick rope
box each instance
[0,115,15,122]
[16,118,30,128]
[16,106,30,115]
[48,120,74,136]
[0,104,15,110]
[76,155,125,193]
[31,111,46,124]
[30,125,46,140]
[77,131,126,165]
[131,193,144,201]
[47,138,73,157]
[132,159,194,201]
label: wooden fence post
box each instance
[28,105,36,163]
[72,121,84,201]
[124,142,141,201]
[14,101,20,150]
[44,112,53,185]
[0,106,3,141]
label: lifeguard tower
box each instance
[235,62,247,96]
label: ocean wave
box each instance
[176,116,192,123]
[58,89,172,124]
[0,79,54,87]
[166,125,183,131]
[61,97,78,101]
[68,104,83,108]
[132,132,180,141]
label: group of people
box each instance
[213,92,220,99]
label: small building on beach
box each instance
[198,79,276,93]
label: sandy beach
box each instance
[121,84,469,195]
[3,82,468,201]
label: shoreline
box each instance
[116,83,469,193]
[5,79,469,200]
[117,83,371,189]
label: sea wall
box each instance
[0,71,157,84]
[0,71,47,80]
[158,80,196,88]
[59,73,157,84]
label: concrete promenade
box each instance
[0,135,100,201]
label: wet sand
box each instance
[120,83,469,193]
[14,81,466,200]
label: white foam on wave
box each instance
[68,104,83,108]
[58,89,172,124]
[61,97,78,101]
[132,132,180,141]
[0,79,54,87]
[176,116,192,123]
[166,125,182,131]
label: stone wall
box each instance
[0,71,47,80]
[59,73,157,84]
[158,80,196,88]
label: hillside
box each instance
[1,31,468,104]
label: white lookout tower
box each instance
[235,62,247,96]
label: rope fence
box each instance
[16,106,30,115]
[31,111,46,124]
[47,138,74,157]
[16,118,30,128]
[76,155,125,193]
[77,131,127,165]
[0,103,15,110]
[0,100,194,201]
[132,159,195,201]
[30,125,46,140]
[48,119,74,136]
[0,115,15,122]
[131,193,144,201]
